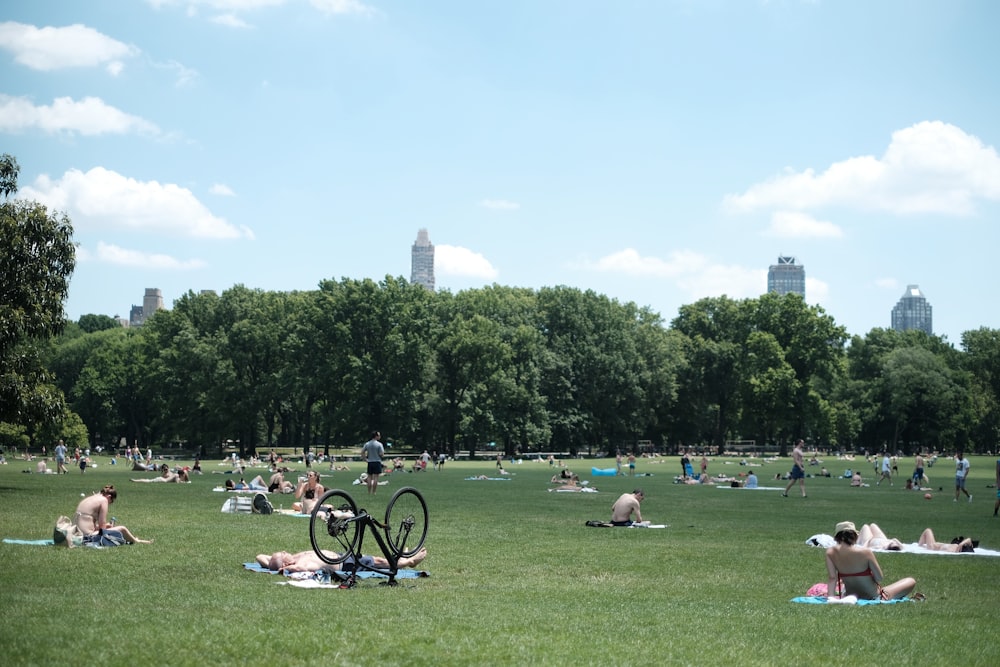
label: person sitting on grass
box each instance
[825,521,915,600]
[73,485,153,546]
[256,547,428,574]
[610,489,645,526]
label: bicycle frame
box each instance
[336,509,401,587]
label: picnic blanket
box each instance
[791,595,911,605]
[464,476,512,481]
[3,538,55,546]
[805,534,1000,556]
[549,487,598,493]
[584,521,667,528]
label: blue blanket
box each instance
[791,596,910,605]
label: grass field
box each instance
[1,453,998,666]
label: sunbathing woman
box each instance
[857,523,904,551]
[825,521,915,600]
[917,528,976,553]
[131,464,188,483]
[73,485,152,546]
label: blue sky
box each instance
[2,0,998,344]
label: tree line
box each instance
[2,152,998,458]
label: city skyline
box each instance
[3,2,998,345]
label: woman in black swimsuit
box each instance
[292,470,325,514]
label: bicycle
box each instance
[309,486,428,587]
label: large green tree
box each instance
[0,154,76,431]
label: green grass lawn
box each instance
[1,454,998,666]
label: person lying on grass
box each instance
[825,521,915,600]
[131,464,189,483]
[256,547,428,574]
[918,528,977,553]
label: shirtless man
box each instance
[782,440,807,498]
[610,489,644,526]
[256,547,428,573]
[912,453,925,488]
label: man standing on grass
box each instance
[954,451,971,503]
[361,431,384,496]
[782,440,807,498]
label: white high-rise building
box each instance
[410,229,435,291]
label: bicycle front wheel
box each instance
[384,486,428,557]
[309,489,360,565]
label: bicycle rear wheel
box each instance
[384,486,428,557]
[309,489,360,565]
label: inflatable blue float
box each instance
[591,467,617,476]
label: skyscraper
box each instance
[891,285,933,335]
[767,256,805,298]
[410,228,435,291]
[130,288,164,326]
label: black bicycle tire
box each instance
[309,489,360,565]
[383,486,428,557]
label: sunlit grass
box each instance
[0,454,997,666]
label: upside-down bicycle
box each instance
[308,486,428,587]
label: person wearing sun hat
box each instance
[824,520,917,600]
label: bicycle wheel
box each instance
[309,489,360,565]
[384,486,428,557]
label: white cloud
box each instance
[584,248,830,306]
[154,59,199,87]
[309,0,376,16]
[724,121,1000,216]
[436,244,499,280]
[480,198,520,211]
[209,183,236,196]
[0,95,160,136]
[874,277,899,290]
[0,21,137,72]
[80,242,207,269]
[765,210,843,238]
[210,14,253,28]
[147,0,375,17]
[21,167,253,240]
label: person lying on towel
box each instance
[256,547,428,574]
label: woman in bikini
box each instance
[73,485,152,546]
[825,521,915,600]
[292,470,326,515]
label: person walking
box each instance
[54,439,68,474]
[361,431,385,496]
[782,439,807,498]
[954,451,971,502]
[877,453,892,486]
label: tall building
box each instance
[767,255,805,298]
[891,285,933,335]
[130,288,164,326]
[410,228,435,291]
